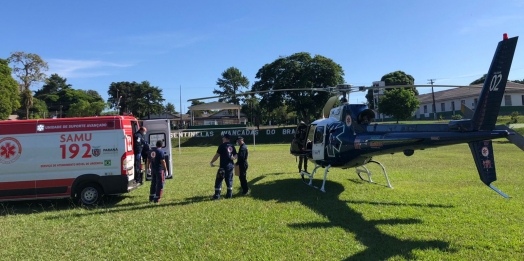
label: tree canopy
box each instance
[378,88,420,123]
[252,52,345,123]
[8,52,48,119]
[470,74,487,85]
[107,81,165,119]
[33,74,104,118]
[165,102,177,114]
[213,67,250,105]
[0,59,21,120]
[366,70,418,109]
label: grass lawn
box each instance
[1,143,524,260]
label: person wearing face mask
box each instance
[235,136,249,195]
[134,126,148,184]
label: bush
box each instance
[451,114,463,120]
[510,111,519,123]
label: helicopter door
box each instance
[312,125,325,161]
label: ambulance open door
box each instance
[142,119,174,179]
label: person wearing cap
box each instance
[235,136,249,195]
[209,133,237,199]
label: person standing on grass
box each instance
[210,134,237,200]
[296,121,308,173]
[134,126,148,184]
[235,136,249,195]
[142,142,152,181]
[148,140,167,203]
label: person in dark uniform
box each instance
[134,127,148,184]
[296,121,308,173]
[148,140,167,203]
[210,134,237,200]
[142,143,152,181]
[235,136,249,195]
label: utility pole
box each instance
[179,85,182,126]
[428,79,437,120]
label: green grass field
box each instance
[1,143,524,260]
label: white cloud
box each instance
[47,59,134,78]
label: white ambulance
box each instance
[0,116,173,205]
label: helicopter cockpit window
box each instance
[314,126,324,144]
[358,109,376,125]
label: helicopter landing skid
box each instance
[300,164,330,192]
[355,160,393,188]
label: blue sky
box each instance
[2,0,524,113]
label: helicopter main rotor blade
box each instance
[345,84,473,92]
[187,87,330,102]
[187,83,484,102]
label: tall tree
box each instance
[35,73,72,96]
[378,88,420,123]
[470,74,487,85]
[128,81,165,119]
[165,102,177,114]
[0,59,21,120]
[213,67,250,105]
[34,74,72,115]
[107,81,166,119]
[107,81,136,115]
[367,70,417,114]
[8,52,49,119]
[381,71,416,92]
[252,52,345,123]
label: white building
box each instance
[415,82,524,119]
[372,81,385,119]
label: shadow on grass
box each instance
[345,200,454,209]
[0,195,130,216]
[43,195,214,220]
[249,177,455,260]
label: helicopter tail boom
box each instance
[471,35,518,131]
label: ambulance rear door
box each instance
[142,119,173,178]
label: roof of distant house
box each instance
[417,81,524,104]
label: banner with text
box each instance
[170,127,297,146]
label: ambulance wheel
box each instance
[77,183,103,206]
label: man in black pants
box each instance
[210,134,237,200]
[134,127,148,184]
[148,140,167,203]
[296,121,308,173]
[235,136,249,195]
